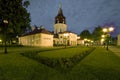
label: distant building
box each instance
[77,39,84,45]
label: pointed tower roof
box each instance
[58,2,63,15]
[55,3,66,24]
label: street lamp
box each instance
[3,20,8,53]
[102,27,114,50]
[63,33,69,48]
[101,35,105,45]
[84,38,91,46]
[84,38,88,45]
[0,39,2,43]
[101,35,105,38]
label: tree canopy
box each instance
[79,26,103,42]
[92,26,103,41]
[80,29,91,39]
[0,0,31,43]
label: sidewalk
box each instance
[109,46,120,57]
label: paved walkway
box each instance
[109,46,120,57]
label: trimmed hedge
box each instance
[21,47,95,72]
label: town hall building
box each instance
[19,4,77,47]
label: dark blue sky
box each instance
[27,0,120,36]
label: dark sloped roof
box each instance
[22,28,53,36]
[55,7,66,24]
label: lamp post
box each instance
[63,33,69,48]
[3,20,8,53]
[102,27,114,50]
[101,35,105,45]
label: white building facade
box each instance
[54,32,77,46]
[19,28,53,47]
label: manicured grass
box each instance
[67,47,120,80]
[0,53,66,80]
[0,46,91,80]
[0,46,120,80]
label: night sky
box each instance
[27,0,120,37]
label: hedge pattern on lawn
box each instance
[21,47,95,72]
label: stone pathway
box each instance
[109,46,120,57]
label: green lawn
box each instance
[67,47,120,80]
[0,46,66,80]
[0,53,67,80]
[0,46,120,80]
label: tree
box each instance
[91,26,103,41]
[0,0,31,44]
[80,29,91,39]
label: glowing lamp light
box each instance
[89,40,93,43]
[64,33,69,37]
[87,39,90,42]
[101,38,105,42]
[84,38,87,41]
[103,27,114,33]
[63,33,69,48]
[102,26,114,51]
[101,35,105,38]
[103,28,107,32]
[13,40,16,43]
[3,20,8,24]
[109,27,114,32]
[0,39,2,42]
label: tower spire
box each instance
[58,2,63,15]
[55,2,66,24]
[59,2,62,9]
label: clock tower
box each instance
[54,3,67,34]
